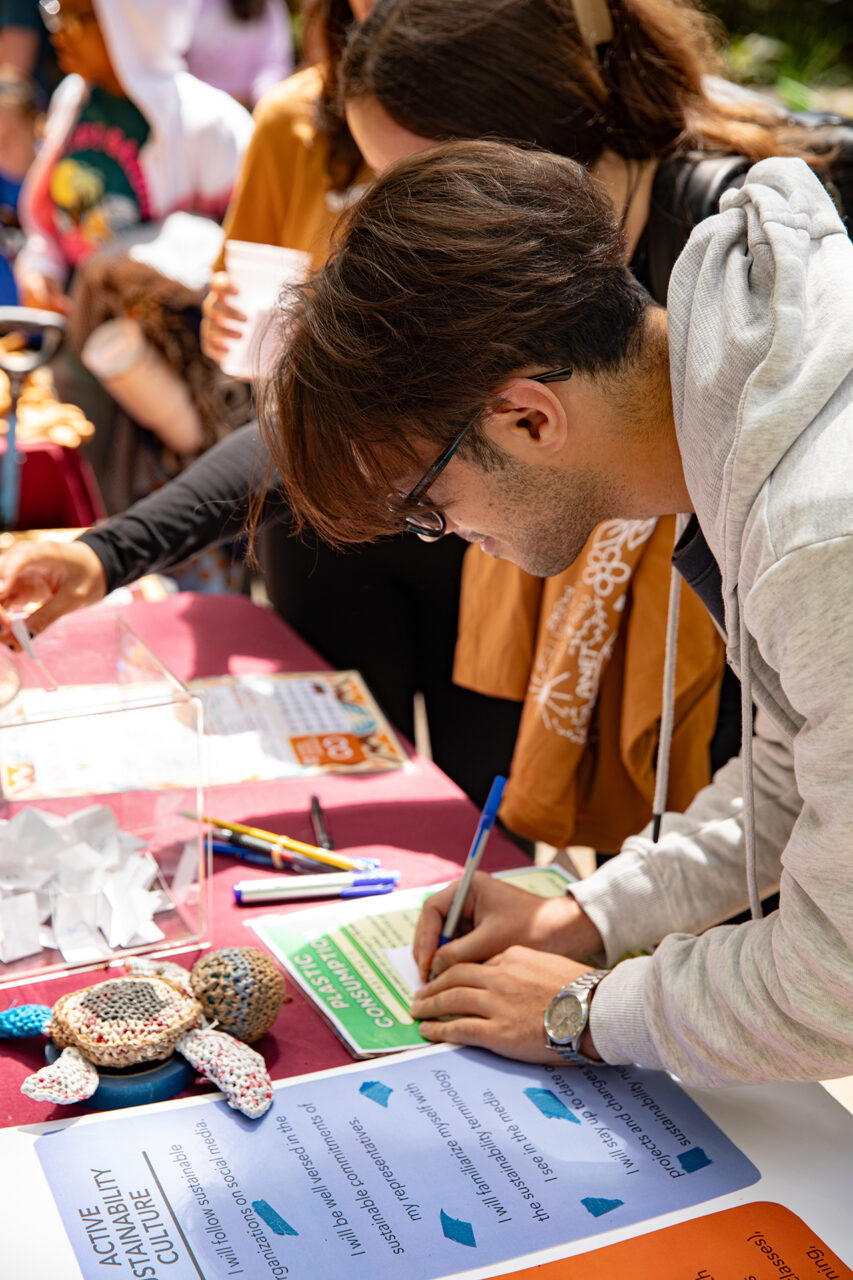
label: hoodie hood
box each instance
[93,0,199,100]
[655,158,853,916]
[90,0,251,220]
[667,158,853,612]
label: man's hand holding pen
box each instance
[410,871,606,1063]
[413,871,604,980]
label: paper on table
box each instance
[251,865,576,1058]
[0,670,407,799]
[31,1045,760,1280]
[501,1203,853,1280]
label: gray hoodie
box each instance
[571,157,853,1088]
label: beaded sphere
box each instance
[190,947,285,1042]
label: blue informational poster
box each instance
[35,1047,759,1280]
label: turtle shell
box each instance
[50,976,202,1069]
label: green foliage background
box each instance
[704,0,853,106]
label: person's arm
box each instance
[14,75,83,305]
[77,422,283,591]
[0,422,286,645]
[0,25,40,76]
[570,710,799,962]
[581,536,853,1086]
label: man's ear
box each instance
[484,377,570,458]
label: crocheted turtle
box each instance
[0,950,285,1119]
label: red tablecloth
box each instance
[0,593,523,1126]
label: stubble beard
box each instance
[493,458,624,579]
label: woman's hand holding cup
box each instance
[200,271,247,365]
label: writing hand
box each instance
[413,870,603,982]
[410,946,600,1064]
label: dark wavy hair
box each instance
[301,0,364,188]
[258,141,649,546]
[341,0,826,168]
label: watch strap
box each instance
[545,969,609,1064]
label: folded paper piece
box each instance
[0,891,40,963]
[0,805,169,964]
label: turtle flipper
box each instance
[0,1004,52,1038]
[21,1046,100,1104]
[177,1028,273,1119]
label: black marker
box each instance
[310,794,334,850]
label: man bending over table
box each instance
[262,141,851,1089]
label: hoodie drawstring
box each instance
[654,564,763,918]
[652,567,682,841]
[739,603,763,919]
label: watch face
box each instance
[545,992,585,1045]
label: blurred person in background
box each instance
[185,0,293,111]
[0,62,40,302]
[10,0,253,591]
[0,0,60,98]
[14,0,252,313]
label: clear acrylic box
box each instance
[0,613,208,985]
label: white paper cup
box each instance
[220,240,311,380]
[80,315,145,379]
[82,318,204,455]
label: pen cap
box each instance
[483,775,507,822]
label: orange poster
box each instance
[507,1203,851,1279]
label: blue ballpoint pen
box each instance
[210,840,325,874]
[437,775,507,949]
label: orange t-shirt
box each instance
[214,64,371,272]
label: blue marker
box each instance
[233,870,400,905]
[437,775,507,949]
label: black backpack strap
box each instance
[796,112,853,235]
[644,152,752,306]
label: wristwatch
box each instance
[544,969,609,1065]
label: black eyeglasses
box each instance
[392,365,573,540]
